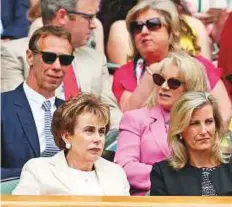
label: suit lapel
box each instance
[149,106,170,157]
[14,84,40,156]
[94,158,109,195]
[55,98,64,108]
[73,48,91,92]
[49,151,79,193]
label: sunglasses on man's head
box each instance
[152,73,183,90]
[32,51,74,66]
[130,18,163,35]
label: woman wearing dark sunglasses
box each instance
[114,52,208,195]
[112,0,232,127]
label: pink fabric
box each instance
[196,56,220,89]
[218,13,232,102]
[112,57,220,103]
[112,61,135,103]
[114,106,171,195]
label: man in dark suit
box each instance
[1,0,122,130]
[1,25,74,179]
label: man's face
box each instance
[64,0,100,48]
[26,34,73,98]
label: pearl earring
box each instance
[65,142,71,149]
[179,135,183,140]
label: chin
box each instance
[158,102,171,111]
[72,40,85,48]
[87,154,101,162]
[196,144,213,152]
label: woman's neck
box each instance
[189,151,220,168]
[145,56,162,65]
[66,151,94,171]
[143,51,168,65]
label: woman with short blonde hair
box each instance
[146,51,208,108]
[126,0,182,59]
[114,52,208,195]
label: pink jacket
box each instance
[114,106,171,195]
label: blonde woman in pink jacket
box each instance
[114,52,209,195]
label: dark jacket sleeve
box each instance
[1,168,21,180]
[1,0,31,39]
[150,163,167,196]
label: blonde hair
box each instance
[126,0,182,60]
[145,51,208,108]
[168,91,225,170]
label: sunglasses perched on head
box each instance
[130,17,163,34]
[32,50,74,66]
[152,73,183,90]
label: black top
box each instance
[150,160,232,196]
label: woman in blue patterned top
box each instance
[150,91,232,196]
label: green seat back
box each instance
[1,179,19,194]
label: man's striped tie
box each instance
[41,100,60,157]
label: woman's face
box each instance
[133,9,170,62]
[181,104,216,154]
[67,112,106,163]
[156,64,185,111]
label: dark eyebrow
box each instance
[205,117,214,121]
[84,126,95,130]
[84,126,106,130]
[190,117,214,122]
[190,120,199,122]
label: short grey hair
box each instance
[41,0,78,25]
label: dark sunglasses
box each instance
[130,18,163,34]
[32,50,74,66]
[67,10,96,22]
[152,73,183,90]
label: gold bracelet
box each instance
[146,67,153,75]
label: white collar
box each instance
[23,81,56,107]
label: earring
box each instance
[65,142,71,149]
[179,135,183,140]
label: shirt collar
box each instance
[23,81,56,107]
